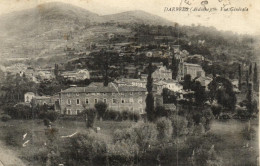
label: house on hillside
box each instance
[61,69,90,81]
[152,65,172,80]
[194,76,213,90]
[24,92,36,103]
[178,62,205,80]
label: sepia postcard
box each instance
[0,0,259,165]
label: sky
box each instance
[0,0,260,35]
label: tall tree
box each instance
[171,55,179,80]
[246,83,253,117]
[253,63,259,92]
[145,61,155,121]
[102,49,109,86]
[54,64,59,79]
[238,64,242,90]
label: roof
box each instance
[25,92,35,95]
[183,63,202,67]
[61,83,148,93]
[118,86,146,92]
[33,96,51,100]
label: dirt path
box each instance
[0,141,26,166]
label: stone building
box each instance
[24,92,35,103]
[178,62,205,80]
[152,65,172,80]
[58,83,147,115]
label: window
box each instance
[68,109,71,115]
[95,99,98,104]
[67,99,71,105]
[76,93,79,96]
[129,98,134,103]
[138,98,143,104]
[103,98,107,103]
[77,110,80,115]
[113,99,117,104]
[130,92,133,95]
[121,99,125,104]
[76,99,80,105]
[85,98,89,104]
[63,110,67,115]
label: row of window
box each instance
[66,98,143,105]
[63,108,144,115]
[65,92,144,97]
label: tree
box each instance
[246,83,254,117]
[253,63,258,92]
[171,55,179,80]
[238,64,242,90]
[208,77,236,111]
[54,64,59,79]
[83,108,96,128]
[94,102,107,121]
[162,88,177,104]
[146,61,155,121]
[193,81,206,106]
[183,74,192,90]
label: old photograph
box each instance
[0,0,259,165]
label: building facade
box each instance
[178,62,205,80]
[152,65,172,80]
[59,83,147,115]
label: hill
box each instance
[0,2,173,62]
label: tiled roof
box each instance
[118,86,147,92]
[183,63,201,67]
[61,86,118,93]
[61,83,148,93]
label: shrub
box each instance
[5,127,27,147]
[63,133,107,164]
[170,115,188,138]
[104,110,122,121]
[107,141,139,165]
[1,114,11,122]
[211,105,222,118]
[94,102,107,120]
[156,117,173,141]
[122,110,129,120]
[84,109,96,128]
[241,125,256,140]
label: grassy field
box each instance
[0,118,258,166]
[0,119,135,165]
[209,119,259,166]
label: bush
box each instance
[241,125,256,140]
[211,105,222,117]
[122,110,129,120]
[84,108,97,128]
[63,132,107,164]
[5,127,27,147]
[114,121,158,152]
[104,110,121,121]
[94,102,107,120]
[156,117,173,141]
[170,115,189,138]
[1,114,11,122]
[40,111,59,122]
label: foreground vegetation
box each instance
[0,114,258,166]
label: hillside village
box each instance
[0,2,259,166]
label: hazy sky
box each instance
[0,0,259,34]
